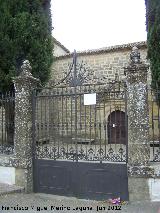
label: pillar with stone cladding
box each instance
[13,60,39,192]
[125,46,150,166]
[125,47,154,201]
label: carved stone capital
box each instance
[124,47,149,84]
[128,165,154,178]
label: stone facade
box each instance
[53,37,70,57]
[50,41,149,86]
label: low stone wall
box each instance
[128,162,160,201]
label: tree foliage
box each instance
[0,0,53,92]
[145,0,160,89]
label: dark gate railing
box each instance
[33,82,128,162]
[0,92,14,155]
[149,87,160,161]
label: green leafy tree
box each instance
[145,0,160,89]
[0,0,53,144]
[0,0,53,92]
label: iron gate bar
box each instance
[124,85,128,163]
[65,87,69,157]
[33,87,127,161]
[79,85,82,156]
[149,87,160,162]
[0,91,14,155]
[73,52,78,162]
[35,90,125,98]
[32,89,37,193]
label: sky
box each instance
[51,0,147,52]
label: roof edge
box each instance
[53,37,70,53]
[54,41,147,60]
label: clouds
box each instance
[51,0,147,51]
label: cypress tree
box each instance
[0,0,53,144]
[0,0,53,92]
[145,0,160,89]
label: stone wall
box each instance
[50,41,149,86]
[53,38,70,57]
[53,43,69,57]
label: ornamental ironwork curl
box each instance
[35,144,126,162]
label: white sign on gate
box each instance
[84,93,96,105]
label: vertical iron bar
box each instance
[114,85,117,156]
[52,89,56,160]
[79,85,83,156]
[84,89,87,159]
[119,100,122,161]
[57,87,60,158]
[158,88,160,155]
[4,92,7,146]
[94,85,97,160]
[32,89,37,192]
[103,86,107,159]
[89,85,92,145]
[73,50,78,162]
[40,91,43,149]
[65,87,69,159]
[61,88,64,156]
[1,94,4,150]
[109,91,112,151]
[99,85,102,162]
[44,90,47,150]
[70,88,73,150]
[125,84,128,163]
[152,89,155,159]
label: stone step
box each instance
[0,183,24,195]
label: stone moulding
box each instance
[128,165,155,178]
[0,155,32,169]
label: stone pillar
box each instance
[125,47,154,201]
[13,60,39,192]
[125,46,150,166]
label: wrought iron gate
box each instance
[32,81,128,200]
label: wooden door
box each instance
[108,110,126,144]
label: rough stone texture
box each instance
[13,60,39,192]
[0,155,29,168]
[15,168,28,190]
[128,165,154,178]
[125,47,150,167]
[125,47,151,202]
[53,40,70,57]
[150,163,160,177]
[50,42,149,87]
[128,144,150,167]
[127,83,149,150]
[128,177,150,201]
[0,183,24,195]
